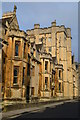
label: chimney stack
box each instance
[51,20,56,27]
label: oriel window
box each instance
[13,67,19,84]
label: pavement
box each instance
[1,99,78,120]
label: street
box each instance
[6,100,80,119]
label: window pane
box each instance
[45,61,48,71]
[24,43,26,58]
[45,77,48,90]
[59,83,61,92]
[13,67,18,84]
[59,70,61,79]
[15,43,18,56]
[27,63,30,76]
[22,67,25,85]
[14,68,17,76]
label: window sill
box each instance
[13,84,19,88]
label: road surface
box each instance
[4,100,80,119]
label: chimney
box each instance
[51,20,56,27]
[34,24,40,29]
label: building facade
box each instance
[1,5,79,104]
[26,21,73,99]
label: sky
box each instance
[1,2,78,62]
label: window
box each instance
[45,77,48,90]
[27,63,30,76]
[13,67,19,84]
[76,65,78,70]
[5,29,7,35]
[45,61,48,71]
[48,38,51,42]
[23,42,26,58]
[49,47,52,52]
[22,67,25,85]
[72,55,74,64]
[59,70,61,79]
[50,78,52,89]
[31,87,34,95]
[15,42,19,56]
[59,82,61,92]
[3,58,5,64]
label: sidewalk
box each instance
[2,99,77,120]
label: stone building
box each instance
[1,5,79,104]
[1,6,31,104]
[78,63,80,97]
[26,21,75,99]
[72,55,79,98]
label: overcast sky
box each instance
[1,2,78,62]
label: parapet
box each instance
[34,24,40,29]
